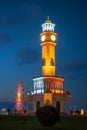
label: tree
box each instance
[36,105,60,127]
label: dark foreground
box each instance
[0,115,87,130]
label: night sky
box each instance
[0,0,87,111]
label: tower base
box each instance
[26,76,71,115]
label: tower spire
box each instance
[45,16,51,23]
[47,16,49,20]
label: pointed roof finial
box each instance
[45,16,51,23]
[47,16,49,20]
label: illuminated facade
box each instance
[27,17,71,114]
[15,81,24,113]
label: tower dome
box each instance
[41,17,55,32]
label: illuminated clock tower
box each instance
[40,17,57,76]
[27,17,71,115]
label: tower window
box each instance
[50,58,55,66]
[42,58,46,66]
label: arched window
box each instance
[56,101,60,113]
[42,58,46,66]
[36,101,40,110]
[50,58,55,66]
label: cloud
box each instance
[0,33,12,44]
[16,47,40,65]
[20,2,43,17]
[58,58,87,72]
[0,2,44,26]
[67,71,87,81]
[57,58,87,80]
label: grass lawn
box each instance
[0,115,87,130]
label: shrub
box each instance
[36,105,60,127]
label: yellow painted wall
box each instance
[44,93,52,105]
[40,32,57,76]
[42,44,55,76]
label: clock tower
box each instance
[27,17,71,115]
[40,17,57,76]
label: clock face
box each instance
[41,35,46,41]
[50,35,56,41]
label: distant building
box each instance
[27,17,71,115]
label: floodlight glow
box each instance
[15,81,24,111]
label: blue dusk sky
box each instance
[0,0,87,110]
